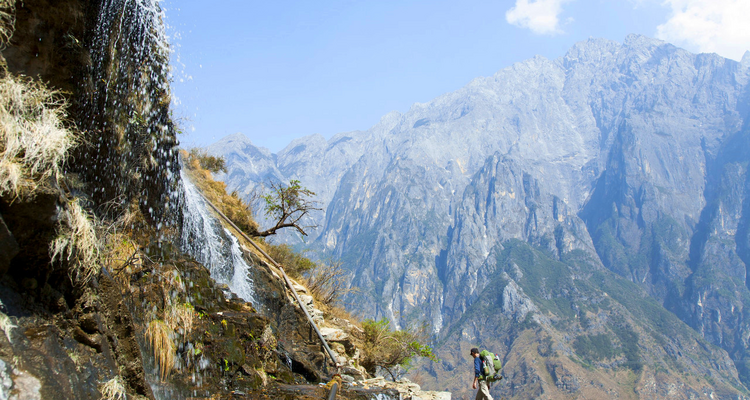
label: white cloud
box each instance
[505,0,572,36]
[656,0,750,61]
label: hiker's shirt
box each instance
[474,357,482,379]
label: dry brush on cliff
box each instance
[0,75,77,199]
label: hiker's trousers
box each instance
[475,380,493,400]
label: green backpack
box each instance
[479,350,503,382]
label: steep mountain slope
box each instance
[210,35,750,397]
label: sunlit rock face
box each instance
[214,35,750,396]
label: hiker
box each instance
[470,347,493,400]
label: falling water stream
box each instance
[148,170,261,400]
[83,0,262,398]
[179,168,259,309]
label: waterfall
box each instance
[82,1,259,398]
[179,169,259,310]
[84,0,258,306]
[143,170,260,400]
[79,0,180,224]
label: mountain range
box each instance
[208,34,750,399]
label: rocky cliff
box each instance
[210,35,750,398]
[0,1,421,399]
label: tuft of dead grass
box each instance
[165,302,194,336]
[0,75,77,199]
[102,231,138,292]
[99,376,126,400]
[0,311,15,343]
[0,0,14,47]
[146,319,175,380]
[50,198,102,284]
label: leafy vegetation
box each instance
[360,318,438,380]
[189,148,226,173]
[258,179,321,237]
[496,240,581,320]
[573,333,619,362]
[265,244,316,278]
[610,322,642,372]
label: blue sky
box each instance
[163,0,750,152]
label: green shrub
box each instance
[611,324,641,372]
[573,333,619,362]
[266,244,315,278]
[360,318,438,380]
[189,148,226,173]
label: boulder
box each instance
[319,327,348,342]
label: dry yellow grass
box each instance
[0,0,14,47]
[165,302,194,336]
[101,231,138,292]
[0,311,15,343]
[0,75,77,199]
[50,198,102,284]
[145,319,174,380]
[99,376,126,400]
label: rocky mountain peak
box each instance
[623,33,667,49]
[376,110,403,131]
[211,35,750,397]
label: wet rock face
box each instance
[0,193,72,310]
[0,1,180,398]
[2,0,93,94]
[4,0,181,225]
[0,272,153,400]
[245,256,336,382]
[73,0,180,224]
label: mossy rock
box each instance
[276,370,296,384]
[237,366,266,390]
[220,338,246,366]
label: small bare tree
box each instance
[304,259,357,307]
[256,179,321,237]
